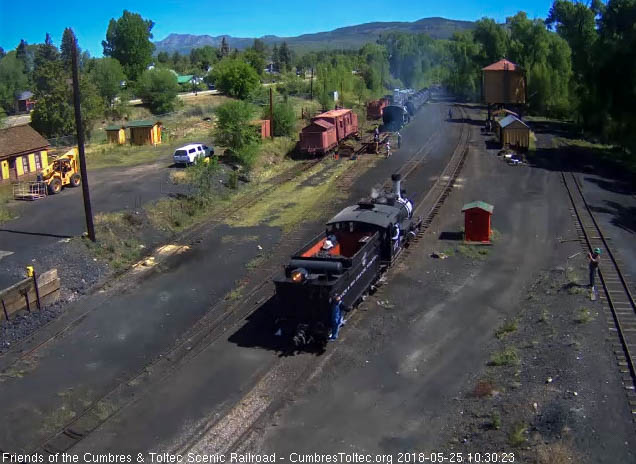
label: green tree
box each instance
[210,58,260,99]
[31,73,103,138]
[102,10,155,80]
[190,45,217,71]
[90,57,125,106]
[34,33,60,68]
[214,100,261,169]
[278,42,292,72]
[15,39,30,74]
[0,54,29,114]
[214,100,260,151]
[473,18,509,65]
[60,28,76,69]
[157,51,170,64]
[220,37,230,57]
[272,44,280,72]
[243,48,265,75]
[268,100,296,137]
[135,68,179,113]
[0,47,5,59]
[252,39,267,55]
[595,0,636,151]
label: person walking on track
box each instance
[588,247,601,293]
[397,132,402,149]
[385,139,391,158]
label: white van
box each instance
[173,143,213,165]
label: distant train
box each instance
[382,88,431,132]
[297,109,359,157]
[273,173,421,347]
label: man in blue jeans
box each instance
[329,295,345,340]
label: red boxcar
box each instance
[298,119,338,156]
[367,99,388,119]
[312,109,358,142]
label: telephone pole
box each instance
[310,67,314,101]
[70,30,96,242]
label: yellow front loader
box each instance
[37,147,82,195]
[13,148,82,200]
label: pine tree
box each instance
[220,37,230,57]
[60,28,76,69]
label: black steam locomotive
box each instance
[273,174,421,346]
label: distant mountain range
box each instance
[154,17,475,55]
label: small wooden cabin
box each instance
[497,115,530,149]
[105,125,126,145]
[482,59,526,105]
[462,201,494,243]
[128,120,162,146]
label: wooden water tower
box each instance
[482,59,526,120]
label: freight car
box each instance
[298,108,359,157]
[273,174,420,346]
[367,98,389,119]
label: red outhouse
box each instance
[462,201,494,243]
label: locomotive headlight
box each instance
[291,269,306,283]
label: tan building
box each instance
[497,115,530,150]
[0,125,50,182]
[105,124,127,144]
[482,59,526,105]
[128,120,162,146]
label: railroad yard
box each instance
[0,91,633,462]
[1,4,636,461]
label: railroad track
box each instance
[562,172,636,420]
[23,102,461,455]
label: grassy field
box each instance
[553,136,635,174]
[0,182,15,223]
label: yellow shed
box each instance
[105,125,126,144]
[482,59,526,105]
[497,115,530,150]
[0,124,50,182]
[128,120,162,146]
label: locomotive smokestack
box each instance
[392,173,402,200]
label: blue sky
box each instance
[0,0,554,56]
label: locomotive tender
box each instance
[273,174,421,346]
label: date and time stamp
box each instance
[2,452,516,464]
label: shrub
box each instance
[210,59,260,99]
[136,69,179,114]
[268,101,296,137]
[214,100,260,151]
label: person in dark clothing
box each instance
[329,295,344,340]
[448,108,453,120]
[588,248,601,290]
[397,132,402,149]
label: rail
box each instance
[561,172,636,405]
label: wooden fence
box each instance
[0,269,60,320]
